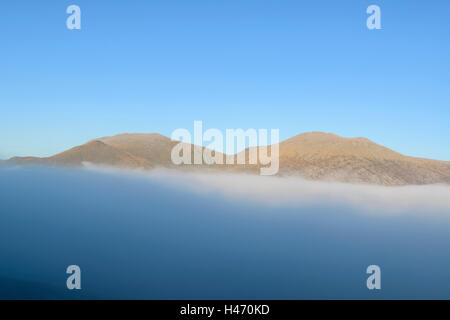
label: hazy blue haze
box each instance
[1,1,449,160]
[1,166,450,299]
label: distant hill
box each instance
[97,133,179,167]
[276,132,450,185]
[7,132,450,186]
[9,140,153,169]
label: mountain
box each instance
[276,132,450,185]
[9,140,153,169]
[96,133,179,167]
[7,132,450,186]
[7,133,220,170]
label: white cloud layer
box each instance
[82,163,450,215]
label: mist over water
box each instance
[1,166,450,299]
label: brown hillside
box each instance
[275,132,450,185]
[7,132,450,186]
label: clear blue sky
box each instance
[1,0,449,160]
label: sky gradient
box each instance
[1,0,449,160]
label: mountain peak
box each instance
[290,131,374,143]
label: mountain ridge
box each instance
[6,131,450,186]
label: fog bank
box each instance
[84,164,450,215]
